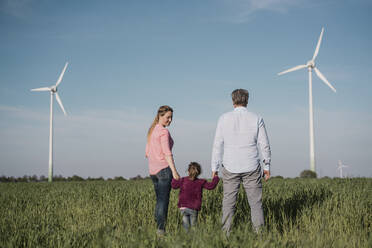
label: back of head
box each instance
[188,162,201,180]
[231,89,249,107]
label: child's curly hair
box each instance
[188,162,201,180]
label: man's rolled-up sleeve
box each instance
[257,118,271,171]
[211,116,224,172]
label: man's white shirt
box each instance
[211,106,271,173]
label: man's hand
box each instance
[263,170,270,181]
[212,171,218,178]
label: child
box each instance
[171,162,219,231]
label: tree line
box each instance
[0,174,150,183]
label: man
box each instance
[211,89,271,234]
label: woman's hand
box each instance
[165,155,180,180]
[172,170,180,180]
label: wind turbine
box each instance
[278,27,336,173]
[337,160,348,178]
[31,62,68,182]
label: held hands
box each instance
[172,170,180,180]
[212,171,218,178]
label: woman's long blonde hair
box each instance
[147,105,173,142]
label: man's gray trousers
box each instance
[221,165,264,233]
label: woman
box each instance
[146,105,180,235]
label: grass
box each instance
[1,178,371,247]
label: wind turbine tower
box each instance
[31,62,69,182]
[278,27,336,173]
[337,160,348,178]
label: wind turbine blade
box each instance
[278,65,307,75]
[312,27,324,61]
[31,87,51,92]
[55,93,67,115]
[56,62,69,87]
[314,67,336,93]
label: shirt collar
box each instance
[234,106,247,111]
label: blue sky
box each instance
[1,0,371,178]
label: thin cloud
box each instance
[220,0,306,23]
[0,105,48,123]
[0,105,216,178]
[1,104,371,178]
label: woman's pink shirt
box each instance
[146,124,174,175]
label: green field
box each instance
[1,178,371,247]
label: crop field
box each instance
[1,178,371,247]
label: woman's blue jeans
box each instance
[150,167,172,231]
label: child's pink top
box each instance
[146,124,174,175]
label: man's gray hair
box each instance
[231,89,249,106]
